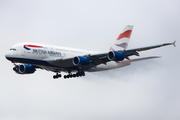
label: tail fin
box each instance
[110,25,133,51]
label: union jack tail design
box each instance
[110,25,133,51]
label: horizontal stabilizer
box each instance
[172,41,176,47]
[129,56,161,62]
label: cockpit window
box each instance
[10,48,16,51]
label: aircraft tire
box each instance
[64,75,66,79]
[53,75,57,79]
[66,75,69,78]
[73,74,76,77]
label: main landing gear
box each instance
[53,71,85,79]
[53,73,61,79]
[64,71,85,79]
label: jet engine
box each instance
[108,51,125,61]
[13,64,36,74]
[73,56,90,66]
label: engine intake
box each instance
[108,51,125,61]
[73,56,90,66]
[13,64,36,74]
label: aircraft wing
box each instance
[126,41,176,52]
[46,41,175,71]
[122,41,176,59]
[88,41,176,65]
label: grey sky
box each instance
[0,0,180,120]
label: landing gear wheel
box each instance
[66,75,69,78]
[53,75,57,79]
[53,73,61,79]
[64,75,67,79]
[82,71,85,76]
[62,71,85,79]
[73,74,76,77]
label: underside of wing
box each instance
[87,56,160,72]
[45,53,110,72]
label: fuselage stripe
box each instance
[24,45,43,48]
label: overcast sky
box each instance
[0,0,180,120]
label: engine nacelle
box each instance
[73,56,90,66]
[13,64,36,74]
[108,51,125,61]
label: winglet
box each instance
[172,41,176,47]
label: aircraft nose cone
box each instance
[5,51,12,60]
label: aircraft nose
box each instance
[5,51,12,60]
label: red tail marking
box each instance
[117,30,132,40]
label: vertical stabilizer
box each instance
[110,25,133,51]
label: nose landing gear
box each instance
[53,73,61,79]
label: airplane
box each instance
[5,25,176,79]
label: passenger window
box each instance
[10,48,16,51]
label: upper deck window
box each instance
[10,48,16,51]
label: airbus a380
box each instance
[5,25,176,79]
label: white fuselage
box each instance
[5,43,131,73]
[7,43,96,60]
